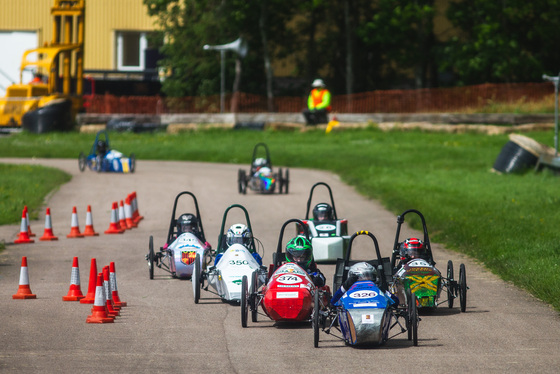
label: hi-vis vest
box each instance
[308,88,331,111]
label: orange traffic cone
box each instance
[80,258,98,304]
[131,192,144,224]
[124,196,137,229]
[14,208,34,244]
[24,206,36,237]
[67,206,84,238]
[110,261,127,307]
[86,273,114,323]
[118,200,128,231]
[104,202,124,234]
[83,205,99,236]
[39,207,58,241]
[103,266,119,316]
[63,257,85,301]
[12,256,37,299]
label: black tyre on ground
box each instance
[313,290,320,348]
[193,253,201,304]
[447,260,454,309]
[148,236,155,280]
[459,263,467,312]
[78,152,86,172]
[241,275,249,328]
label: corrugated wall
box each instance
[0,0,157,70]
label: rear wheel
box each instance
[238,169,244,194]
[277,168,283,194]
[251,270,259,322]
[193,253,201,304]
[241,275,249,327]
[406,288,413,341]
[78,152,86,172]
[284,169,290,194]
[410,292,419,346]
[447,260,454,308]
[459,263,467,312]
[313,290,320,348]
[148,236,155,280]
[129,153,136,173]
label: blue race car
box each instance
[79,130,136,173]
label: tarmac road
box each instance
[1,158,559,374]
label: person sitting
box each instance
[214,224,262,265]
[163,213,210,250]
[284,236,325,287]
[302,78,331,126]
[313,203,334,222]
[30,72,45,84]
[330,262,398,306]
[96,140,108,157]
[395,237,432,271]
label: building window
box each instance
[116,31,148,71]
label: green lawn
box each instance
[1,127,558,311]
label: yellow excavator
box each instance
[0,0,84,133]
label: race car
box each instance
[79,130,136,173]
[191,204,268,304]
[296,182,350,262]
[389,209,468,312]
[146,191,212,279]
[241,218,331,327]
[314,230,419,347]
[238,142,289,194]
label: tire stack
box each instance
[492,134,553,173]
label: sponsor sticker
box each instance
[361,314,375,324]
[276,291,299,299]
[181,251,197,265]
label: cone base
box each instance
[80,298,95,304]
[14,238,34,244]
[86,315,114,323]
[67,233,84,238]
[39,236,59,241]
[63,294,85,301]
[83,231,99,237]
[104,228,124,234]
[13,293,37,299]
[114,301,128,307]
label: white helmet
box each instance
[312,79,326,88]
[226,224,252,247]
[253,157,267,168]
[348,262,376,281]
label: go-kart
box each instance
[191,204,267,304]
[237,142,289,194]
[241,218,331,327]
[314,230,419,347]
[389,209,468,312]
[297,182,350,262]
[79,130,136,173]
[146,191,212,279]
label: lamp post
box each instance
[203,38,248,113]
[543,73,560,156]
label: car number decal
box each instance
[276,274,302,284]
[228,260,249,266]
[315,224,336,231]
[349,290,378,299]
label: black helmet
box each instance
[285,236,313,268]
[177,213,199,235]
[96,140,107,155]
[313,203,333,221]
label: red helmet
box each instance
[400,238,426,260]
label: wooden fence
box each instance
[83,82,554,114]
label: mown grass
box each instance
[0,128,559,311]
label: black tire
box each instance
[241,170,247,194]
[284,169,290,194]
[277,168,284,194]
[148,236,155,280]
[406,288,413,341]
[238,169,244,194]
[78,152,86,172]
[447,260,454,309]
[241,275,248,328]
[251,270,258,322]
[459,263,467,312]
[94,156,102,173]
[313,290,320,348]
[410,292,419,346]
[193,253,201,304]
[129,153,136,173]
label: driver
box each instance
[214,224,263,265]
[163,213,210,251]
[313,203,334,222]
[252,157,271,177]
[284,236,325,287]
[330,262,398,306]
[395,238,431,270]
[96,140,108,157]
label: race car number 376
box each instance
[277,274,302,284]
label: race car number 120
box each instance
[277,274,302,284]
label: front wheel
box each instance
[410,292,419,346]
[447,260,454,308]
[459,263,467,312]
[78,152,86,172]
[283,169,290,194]
[251,270,259,323]
[313,290,320,348]
[241,275,249,327]
[148,236,155,280]
[192,253,201,304]
[129,153,136,173]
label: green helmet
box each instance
[285,236,313,268]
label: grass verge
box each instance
[0,128,558,311]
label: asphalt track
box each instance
[1,158,559,374]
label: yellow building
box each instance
[0,0,158,94]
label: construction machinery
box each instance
[0,0,85,133]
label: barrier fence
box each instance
[83,82,554,114]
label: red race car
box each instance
[241,218,331,327]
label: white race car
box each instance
[192,204,267,303]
